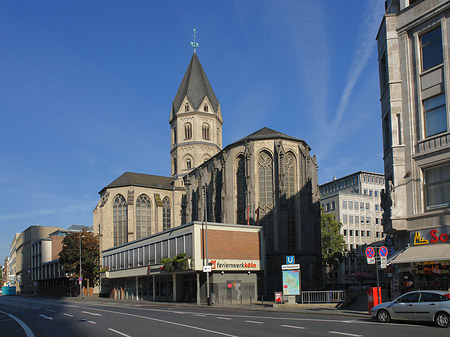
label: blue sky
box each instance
[0,1,386,259]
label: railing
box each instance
[300,290,346,304]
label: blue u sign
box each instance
[286,256,295,264]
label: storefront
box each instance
[100,221,263,304]
[389,226,450,297]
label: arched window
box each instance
[173,126,177,144]
[236,155,246,224]
[185,103,190,112]
[186,159,192,170]
[204,103,208,112]
[258,151,274,250]
[113,194,128,246]
[173,157,177,175]
[285,152,297,250]
[136,194,151,240]
[184,123,192,140]
[202,123,210,140]
[162,197,171,231]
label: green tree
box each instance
[59,229,100,288]
[321,207,347,268]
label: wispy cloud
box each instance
[0,209,55,222]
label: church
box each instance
[93,50,322,301]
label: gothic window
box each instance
[285,152,297,250]
[258,150,274,250]
[162,197,171,231]
[185,103,190,112]
[173,157,177,175]
[184,123,192,140]
[236,155,246,224]
[202,123,210,140]
[204,103,208,112]
[173,126,177,144]
[113,194,127,246]
[186,159,192,170]
[136,194,151,240]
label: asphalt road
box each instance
[0,296,448,337]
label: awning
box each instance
[389,244,450,264]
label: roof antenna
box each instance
[191,28,199,53]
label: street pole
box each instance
[375,256,381,302]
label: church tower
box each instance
[170,52,223,178]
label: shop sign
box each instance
[208,259,260,271]
[410,226,450,246]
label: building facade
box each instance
[377,0,450,296]
[320,171,386,288]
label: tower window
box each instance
[173,126,177,144]
[184,123,192,140]
[186,159,192,170]
[202,123,210,140]
[185,103,190,112]
[204,104,208,112]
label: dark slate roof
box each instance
[235,127,305,144]
[172,53,219,113]
[99,172,175,194]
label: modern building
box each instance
[320,171,386,288]
[377,0,450,296]
[94,50,322,300]
[15,225,62,294]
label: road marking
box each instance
[46,309,56,313]
[0,311,35,337]
[216,317,232,320]
[245,320,263,324]
[108,328,131,337]
[63,313,74,317]
[87,320,96,324]
[172,311,186,314]
[281,325,306,330]
[328,331,363,337]
[194,314,206,317]
[39,314,53,320]
[81,310,102,316]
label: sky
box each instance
[0,0,386,259]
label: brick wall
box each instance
[51,236,64,260]
[201,229,260,259]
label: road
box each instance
[0,296,447,337]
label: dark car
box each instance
[370,290,450,328]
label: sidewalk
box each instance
[61,294,370,318]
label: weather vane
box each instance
[191,28,199,53]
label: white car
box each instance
[371,290,450,328]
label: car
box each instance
[370,290,450,328]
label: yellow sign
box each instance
[414,232,429,245]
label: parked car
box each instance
[371,290,450,328]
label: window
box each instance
[136,194,151,240]
[173,126,177,144]
[343,215,348,224]
[361,216,364,224]
[375,190,379,198]
[354,202,358,209]
[204,103,208,112]
[366,203,370,210]
[376,232,380,238]
[355,216,359,224]
[186,159,192,170]
[364,189,368,195]
[375,204,379,211]
[424,94,447,137]
[376,218,380,225]
[349,230,353,236]
[344,229,347,236]
[331,201,336,210]
[162,197,171,231]
[369,190,373,196]
[361,231,365,237]
[184,123,192,140]
[343,201,347,209]
[366,217,370,224]
[367,231,371,237]
[424,163,450,210]
[398,292,419,303]
[202,123,210,140]
[236,155,246,225]
[383,114,391,153]
[421,26,443,71]
[259,151,274,250]
[326,203,330,211]
[419,292,446,302]
[113,194,128,246]
[360,203,364,210]
[355,230,359,237]
[348,201,353,210]
[285,152,297,250]
[349,215,353,224]
[185,103,190,111]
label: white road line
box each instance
[281,325,306,330]
[81,310,102,316]
[216,317,232,320]
[87,320,96,325]
[39,314,53,320]
[63,313,74,317]
[194,314,206,317]
[46,309,56,313]
[108,328,131,337]
[328,331,363,337]
[0,311,35,337]
[245,320,263,324]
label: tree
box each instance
[59,229,100,288]
[321,207,347,268]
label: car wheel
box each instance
[435,312,449,328]
[377,309,391,323]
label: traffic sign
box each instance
[365,247,375,264]
[379,246,388,257]
[282,264,300,270]
[380,256,387,269]
[286,256,295,264]
[203,265,211,273]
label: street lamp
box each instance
[79,231,83,299]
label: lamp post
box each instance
[79,231,83,299]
